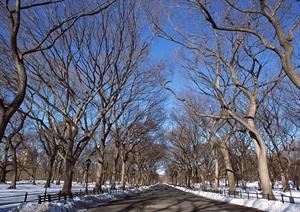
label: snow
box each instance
[8,202,75,212]
[0,180,95,211]
[2,180,299,212]
[1,182,152,212]
[170,184,300,212]
[192,180,300,204]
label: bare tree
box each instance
[0,0,116,142]
[26,17,119,193]
[210,120,236,194]
[3,110,28,188]
[192,0,300,89]
[153,15,281,197]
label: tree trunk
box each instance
[240,156,246,189]
[219,142,235,194]
[214,157,219,190]
[45,156,55,188]
[228,102,275,199]
[186,167,191,188]
[84,162,90,192]
[138,169,143,186]
[120,159,126,191]
[294,178,300,191]
[51,160,58,183]
[62,156,75,194]
[110,145,119,190]
[55,160,63,185]
[32,165,37,185]
[95,145,105,192]
[187,175,191,188]
[265,128,289,192]
[281,172,289,192]
[0,168,7,184]
[95,159,104,192]
[251,132,275,199]
[9,148,17,189]
[0,142,9,183]
[0,29,27,143]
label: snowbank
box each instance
[7,185,152,212]
[0,181,95,211]
[170,185,300,212]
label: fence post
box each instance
[58,191,61,202]
[240,191,242,199]
[267,194,269,201]
[281,194,284,203]
[48,194,51,202]
[234,191,236,198]
[247,191,249,199]
[64,193,67,201]
[256,192,258,199]
[38,195,41,204]
[24,192,28,202]
[289,196,295,203]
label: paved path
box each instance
[87,184,263,212]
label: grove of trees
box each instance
[0,0,300,201]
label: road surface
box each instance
[87,184,263,212]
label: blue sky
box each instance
[145,0,300,138]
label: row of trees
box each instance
[0,0,166,194]
[151,0,300,199]
[166,85,300,194]
[0,0,300,201]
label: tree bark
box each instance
[138,169,143,185]
[0,142,9,183]
[264,127,289,192]
[219,142,236,194]
[213,157,219,190]
[249,130,275,199]
[45,156,55,188]
[95,143,105,192]
[84,161,90,192]
[55,159,63,185]
[120,159,126,191]
[62,156,75,194]
[281,172,289,192]
[32,165,37,185]
[210,125,235,193]
[110,145,120,190]
[9,147,17,189]
[226,98,275,199]
[0,43,27,143]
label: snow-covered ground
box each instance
[192,181,300,204]
[170,184,300,212]
[7,185,152,212]
[0,180,146,212]
[0,180,95,211]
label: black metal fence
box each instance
[0,186,135,209]
[37,187,127,204]
[185,186,300,204]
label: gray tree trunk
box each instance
[0,143,9,183]
[110,147,119,190]
[45,156,55,188]
[62,156,75,194]
[213,157,219,190]
[9,148,17,189]
[120,159,126,191]
[219,142,236,194]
